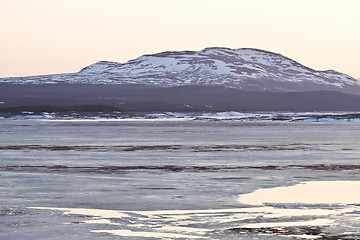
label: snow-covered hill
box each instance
[1,47,359,93]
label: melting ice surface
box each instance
[3,119,360,239]
[31,181,360,240]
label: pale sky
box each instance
[1,0,360,78]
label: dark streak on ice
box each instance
[1,164,360,173]
[0,143,324,152]
[228,226,322,236]
[227,226,360,240]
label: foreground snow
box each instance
[30,181,360,239]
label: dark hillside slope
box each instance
[1,84,360,113]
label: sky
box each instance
[1,0,360,78]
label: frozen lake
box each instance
[1,119,360,239]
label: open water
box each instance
[1,119,360,239]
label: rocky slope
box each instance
[1,47,359,94]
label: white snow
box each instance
[211,59,235,75]
[31,202,360,239]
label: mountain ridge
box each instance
[1,47,359,94]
